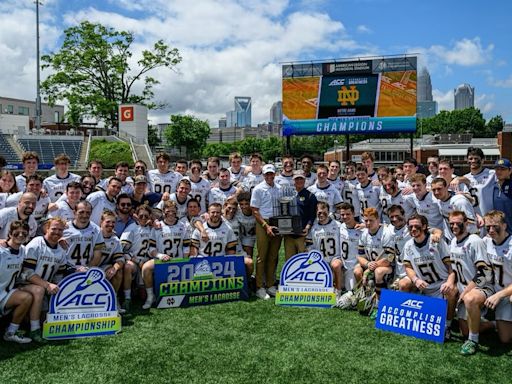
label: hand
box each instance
[401,186,413,195]
[106,267,116,279]
[76,266,88,273]
[58,238,69,250]
[440,282,455,296]
[484,293,502,310]
[46,283,59,295]
[201,230,209,242]
[162,192,170,201]
[266,225,278,237]
[161,254,171,262]
[368,261,377,271]
[476,214,484,228]
[415,278,428,290]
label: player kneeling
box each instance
[482,211,512,348]
[306,202,345,296]
[19,217,68,343]
[403,214,458,340]
[0,221,36,343]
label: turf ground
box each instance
[0,295,511,384]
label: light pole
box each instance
[35,1,43,131]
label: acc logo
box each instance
[50,268,116,313]
[193,259,213,279]
[401,299,423,309]
[280,250,332,288]
[329,79,345,86]
[120,106,134,121]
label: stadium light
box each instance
[35,1,43,131]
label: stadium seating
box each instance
[0,133,20,163]
[18,138,82,166]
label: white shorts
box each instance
[456,287,493,320]
[495,297,512,322]
[344,269,355,291]
[0,289,16,315]
[241,236,256,248]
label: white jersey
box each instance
[43,173,81,203]
[148,170,182,194]
[340,182,361,218]
[208,186,237,206]
[156,193,189,219]
[274,174,294,187]
[47,200,76,222]
[5,192,50,222]
[450,234,491,293]
[304,172,317,188]
[23,236,67,282]
[191,221,237,257]
[411,192,443,230]
[356,182,382,218]
[63,222,105,267]
[179,215,203,238]
[464,168,496,216]
[152,220,190,259]
[86,191,117,224]
[224,217,244,254]
[236,210,256,247]
[100,234,124,267]
[120,223,156,263]
[229,166,246,183]
[484,235,512,292]
[307,183,343,213]
[437,193,478,242]
[379,190,415,224]
[0,245,25,303]
[185,177,211,213]
[339,223,362,270]
[306,219,342,262]
[242,172,264,194]
[0,207,37,240]
[389,225,411,277]
[403,234,451,295]
[98,178,134,195]
[358,224,395,263]
[15,174,30,192]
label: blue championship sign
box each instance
[43,268,121,340]
[153,256,249,308]
[276,250,336,308]
[375,289,447,344]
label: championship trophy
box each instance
[269,185,302,235]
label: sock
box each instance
[7,323,19,334]
[124,290,131,300]
[468,332,479,343]
[30,320,41,331]
[146,288,154,298]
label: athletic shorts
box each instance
[495,297,512,322]
[457,287,494,320]
[0,289,16,315]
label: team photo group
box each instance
[0,147,511,356]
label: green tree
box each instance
[41,21,181,129]
[164,115,211,158]
[89,140,133,168]
[261,136,284,162]
[238,137,263,155]
[202,142,235,158]
[486,115,504,137]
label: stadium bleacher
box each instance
[18,138,82,166]
[0,133,20,163]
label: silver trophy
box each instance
[269,186,302,235]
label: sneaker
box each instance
[4,331,32,344]
[460,340,478,356]
[444,328,452,341]
[266,286,277,297]
[29,330,47,344]
[256,288,270,300]
[142,296,155,310]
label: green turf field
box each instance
[0,296,510,384]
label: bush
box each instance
[89,140,133,168]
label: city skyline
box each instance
[0,0,510,127]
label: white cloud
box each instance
[429,37,493,66]
[475,93,494,114]
[491,74,512,88]
[432,89,454,112]
[356,25,372,34]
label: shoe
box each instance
[460,340,478,356]
[142,296,155,310]
[4,331,31,344]
[29,330,47,344]
[256,288,270,300]
[266,286,277,297]
[444,328,452,341]
[122,299,131,312]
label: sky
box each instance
[0,0,511,127]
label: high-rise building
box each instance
[218,117,227,128]
[417,68,433,102]
[417,101,437,119]
[234,96,251,127]
[270,101,282,124]
[454,83,475,110]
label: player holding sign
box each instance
[481,210,512,345]
[306,202,344,296]
[190,203,237,257]
[448,210,494,356]
[403,214,457,340]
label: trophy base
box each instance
[269,215,303,235]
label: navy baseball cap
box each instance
[495,158,512,168]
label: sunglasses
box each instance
[135,166,145,170]
[138,214,150,219]
[119,203,132,207]
[485,225,500,231]
[12,231,28,237]
[407,224,422,230]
